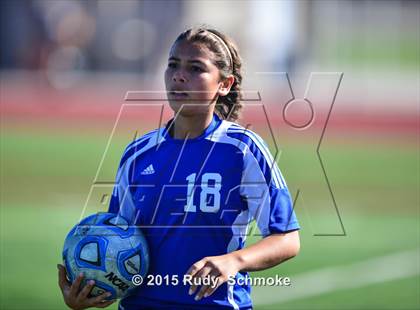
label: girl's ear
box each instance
[218,75,235,97]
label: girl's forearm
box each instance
[231,230,300,272]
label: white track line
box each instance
[252,248,420,305]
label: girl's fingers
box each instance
[57,264,70,291]
[77,280,95,300]
[69,272,84,297]
[89,291,112,306]
[195,272,221,300]
[94,299,116,308]
[189,265,212,296]
[186,259,206,278]
[202,276,223,299]
[195,283,210,301]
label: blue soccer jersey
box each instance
[108,113,300,309]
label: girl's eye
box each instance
[191,66,204,73]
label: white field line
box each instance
[252,248,420,305]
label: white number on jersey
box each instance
[184,173,221,213]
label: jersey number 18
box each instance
[184,173,221,213]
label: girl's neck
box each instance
[171,112,214,139]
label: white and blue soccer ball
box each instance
[62,212,149,299]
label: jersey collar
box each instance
[162,113,222,142]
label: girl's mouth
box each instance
[169,91,189,98]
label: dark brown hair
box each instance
[174,27,243,122]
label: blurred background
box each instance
[1,0,418,309]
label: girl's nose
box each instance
[173,70,186,83]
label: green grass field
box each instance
[1,128,418,309]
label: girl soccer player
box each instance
[58,27,300,310]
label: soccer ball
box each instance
[62,212,149,299]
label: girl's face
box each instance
[165,40,231,116]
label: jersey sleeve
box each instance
[107,130,159,221]
[107,144,137,221]
[108,186,120,214]
[239,133,300,237]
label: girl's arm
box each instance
[186,230,300,300]
[234,230,300,271]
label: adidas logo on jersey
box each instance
[140,164,155,175]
